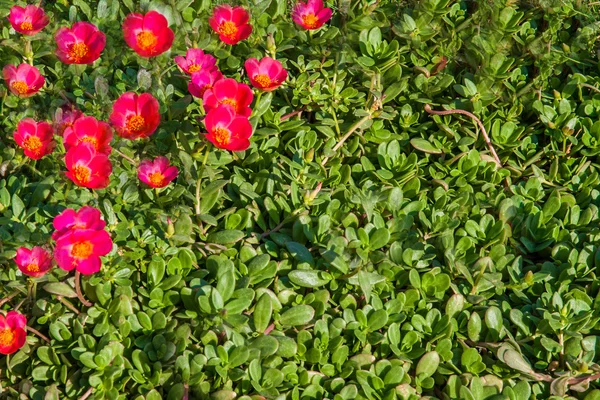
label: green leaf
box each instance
[288,270,331,288]
[410,138,442,154]
[43,283,77,298]
[207,230,245,245]
[253,293,272,333]
[279,305,315,326]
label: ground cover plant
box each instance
[5,0,600,399]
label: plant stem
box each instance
[195,145,211,215]
[114,148,136,166]
[79,387,94,400]
[57,296,81,315]
[75,271,93,307]
[320,113,374,166]
[26,326,50,343]
[424,104,503,168]
[0,290,21,307]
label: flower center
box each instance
[23,136,43,156]
[71,241,94,258]
[126,115,146,133]
[254,74,272,88]
[11,81,29,95]
[212,127,231,147]
[68,42,90,63]
[199,84,212,97]
[0,329,15,347]
[149,172,165,187]
[302,14,320,29]
[19,21,33,31]
[188,64,202,73]
[222,98,238,110]
[72,165,91,184]
[81,136,99,150]
[218,21,238,40]
[27,263,40,273]
[136,31,158,51]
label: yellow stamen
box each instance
[81,136,99,150]
[11,81,29,95]
[72,165,91,184]
[254,74,272,88]
[136,31,157,51]
[0,329,15,347]
[19,21,33,31]
[126,115,146,134]
[302,14,319,29]
[218,21,238,41]
[68,42,90,63]
[212,127,231,147]
[188,64,202,73]
[23,136,43,157]
[148,172,165,187]
[71,241,93,258]
[27,263,40,273]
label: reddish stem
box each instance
[75,271,93,307]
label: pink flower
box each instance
[109,92,161,140]
[55,22,106,65]
[0,311,27,355]
[244,57,288,92]
[209,5,252,45]
[15,247,53,278]
[3,64,44,97]
[204,105,252,151]
[55,106,84,136]
[188,70,223,98]
[292,0,332,30]
[13,118,55,160]
[52,206,107,241]
[203,78,253,117]
[175,48,218,75]
[138,157,178,188]
[123,11,174,57]
[54,229,113,275]
[7,5,49,36]
[64,143,112,189]
[63,116,112,154]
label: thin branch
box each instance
[75,271,93,307]
[320,114,373,166]
[0,290,21,307]
[79,387,94,400]
[280,107,306,121]
[424,104,502,168]
[581,83,600,93]
[26,326,50,343]
[113,148,136,165]
[259,209,306,240]
[57,296,81,315]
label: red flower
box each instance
[204,105,252,151]
[64,116,112,154]
[138,157,178,188]
[188,70,223,98]
[7,5,49,36]
[54,229,113,275]
[123,11,174,57]
[175,49,218,75]
[52,206,106,241]
[203,78,253,117]
[292,0,332,30]
[55,106,84,136]
[109,92,160,139]
[0,311,27,355]
[3,64,44,97]
[65,143,112,189]
[55,22,106,65]
[209,5,252,45]
[13,118,55,160]
[244,57,288,92]
[15,246,53,278]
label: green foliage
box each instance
[4,0,600,399]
